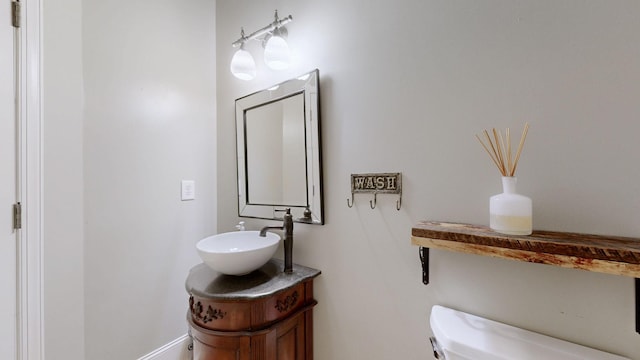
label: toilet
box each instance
[429,305,630,360]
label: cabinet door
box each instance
[275,311,306,360]
[193,334,250,360]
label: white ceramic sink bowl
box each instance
[196,231,281,275]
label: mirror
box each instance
[236,69,323,224]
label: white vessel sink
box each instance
[196,231,280,275]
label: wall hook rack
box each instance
[346,172,402,210]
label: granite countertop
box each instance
[186,259,321,300]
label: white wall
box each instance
[82,1,216,359]
[217,1,640,359]
[42,1,216,358]
[43,0,85,359]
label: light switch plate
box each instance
[181,180,195,201]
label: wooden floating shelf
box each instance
[411,221,640,333]
[412,221,640,278]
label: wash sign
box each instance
[350,173,402,194]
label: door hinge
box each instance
[12,1,21,28]
[13,202,22,230]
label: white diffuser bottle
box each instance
[490,176,532,235]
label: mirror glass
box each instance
[236,69,323,224]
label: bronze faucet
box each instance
[259,208,293,273]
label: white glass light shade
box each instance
[230,48,256,80]
[264,35,291,70]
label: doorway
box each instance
[3,1,44,359]
[1,0,19,357]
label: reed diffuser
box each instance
[476,123,532,235]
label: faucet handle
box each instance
[274,208,293,225]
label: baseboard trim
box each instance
[137,334,192,360]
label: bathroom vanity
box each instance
[186,259,321,359]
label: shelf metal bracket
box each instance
[419,250,640,333]
[415,222,640,334]
[419,247,429,285]
[418,248,640,333]
[635,278,640,334]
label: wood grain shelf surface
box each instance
[411,221,640,278]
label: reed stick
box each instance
[492,129,506,176]
[510,122,529,176]
[476,123,530,177]
[475,134,502,171]
[483,130,498,165]
[506,128,512,176]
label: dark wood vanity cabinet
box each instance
[186,260,320,360]
[189,304,313,360]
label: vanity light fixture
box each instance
[263,27,291,70]
[230,10,293,80]
[230,29,257,81]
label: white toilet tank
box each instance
[430,305,629,360]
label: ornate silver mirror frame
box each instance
[236,69,323,224]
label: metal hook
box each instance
[369,192,377,209]
[396,195,402,211]
[347,193,354,208]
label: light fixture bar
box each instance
[232,11,293,47]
